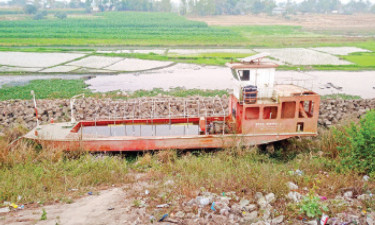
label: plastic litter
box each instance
[156,203,169,208]
[107,207,114,210]
[222,192,226,196]
[88,192,93,195]
[158,213,168,222]
[320,214,329,225]
[145,190,150,195]
[197,197,210,206]
[288,169,303,176]
[10,203,18,209]
[320,196,327,201]
[211,202,216,211]
[19,205,24,210]
[363,175,370,181]
[295,169,303,176]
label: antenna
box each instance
[30,90,40,130]
[70,93,85,124]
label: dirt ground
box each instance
[189,13,375,33]
[1,175,153,225]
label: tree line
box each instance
[7,0,375,16]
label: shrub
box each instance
[337,110,375,175]
[33,10,47,20]
[54,12,67,19]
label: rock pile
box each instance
[318,99,375,126]
[0,97,374,131]
[141,180,374,224]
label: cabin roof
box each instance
[226,52,278,69]
[226,62,279,69]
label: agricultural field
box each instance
[0,11,374,48]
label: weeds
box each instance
[298,189,328,219]
[40,208,47,220]
[0,79,228,100]
[0,129,129,204]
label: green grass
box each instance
[322,94,361,100]
[97,52,251,66]
[342,52,375,67]
[0,79,228,100]
[0,79,91,100]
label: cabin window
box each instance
[298,101,314,118]
[281,101,296,119]
[238,70,250,81]
[263,106,277,119]
[245,107,259,120]
[231,69,239,80]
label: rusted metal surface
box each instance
[23,57,321,152]
[33,133,314,152]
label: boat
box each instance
[23,54,320,151]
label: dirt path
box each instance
[3,188,135,225]
[1,175,155,225]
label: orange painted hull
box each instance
[34,133,314,152]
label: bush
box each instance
[54,12,67,19]
[337,110,375,175]
[23,4,37,14]
[33,10,47,20]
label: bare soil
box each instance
[189,13,375,33]
[1,175,152,225]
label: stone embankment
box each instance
[0,96,374,130]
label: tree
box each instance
[180,0,187,15]
[23,4,38,14]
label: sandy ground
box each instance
[1,187,149,225]
[188,13,375,33]
[1,174,153,225]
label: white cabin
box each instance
[226,53,278,102]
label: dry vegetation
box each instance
[1,113,375,222]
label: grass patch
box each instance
[97,52,251,66]
[322,94,361,100]
[342,52,375,67]
[0,79,228,100]
[0,128,129,204]
[0,79,92,100]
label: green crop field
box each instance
[0,11,373,48]
[342,52,375,67]
[0,12,245,47]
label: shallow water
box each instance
[0,75,87,88]
[0,63,374,99]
